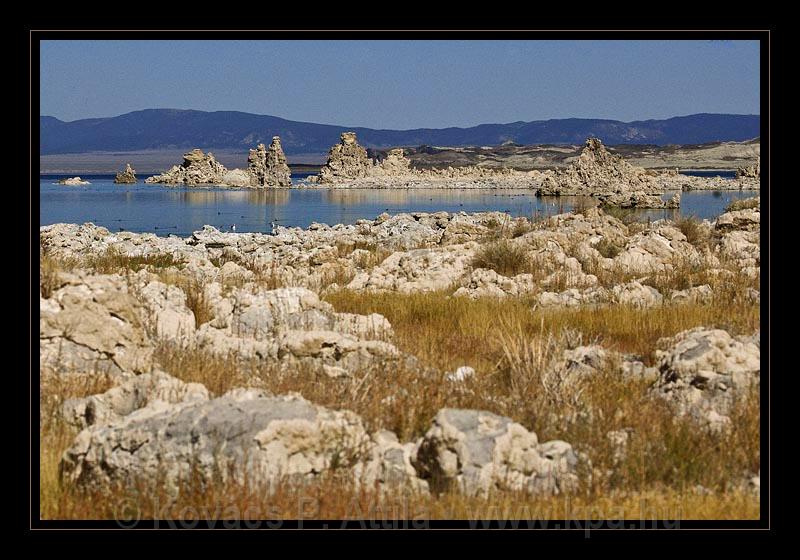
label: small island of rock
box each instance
[114,163,137,184]
[145,136,292,188]
[57,177,91,186]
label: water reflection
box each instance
[40,177,759,237]
[323,190,379,205]
[167,189,291,207]
[249,189,291,206]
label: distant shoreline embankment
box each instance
[39,138,759,176]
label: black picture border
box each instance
[27,25,774,537]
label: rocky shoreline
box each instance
[40,198,760,300]
[40,193,760,499]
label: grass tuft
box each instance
[470,240,530,277]
[675,215,706,247]
[84,247,182,273]
[182,280,214,326]
[595,238,623,259]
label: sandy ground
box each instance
[398,139,760,171]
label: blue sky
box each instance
[40,39,760,129]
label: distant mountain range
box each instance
[39,109,760,155]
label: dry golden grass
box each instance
[324,288,758,371]
[38,220,761,522]
[39,253,64,299]
[470,239,531,277]
[39,245,81,297]
[153,343,448,441]
[352,248,393,271]
[41,475,758,521]
[483,214,535,241]
[318,263,358,290]
[40,286,761,520]
[510,220,535,238]
[81,246,182,274]
[675,215,707,247]
[182,279,215,327]
[39,369,117,518]
[336,240,395,269]
[642,256,759,300]
[320,243,394,289]
[484,216,503,231]
[41,360,759,521]
[335,239,378,258]
[580,259,638,289]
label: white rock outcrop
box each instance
[145,138,292,188]
[40,272,155,377]
[60,391,375,492]
[61,370,209,429]
[113,164,137,184]
[652,328,760,429]
[412,408,580,496]
[145,149,228,185]
[57,177,90,186]
[319,132,374,183]
[248,137,292,187]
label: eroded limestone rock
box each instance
[736,159,760,179]
[130,276,196,341]
[413,408,580,496]
[113,164,137,184]
[652,328,760,429]
[374,148,412,176]
[536,280,662,308]
[347,244,477,293]
[599,191,680,209]
[40,272,155,377]
[319,132,374,183]
[61,370,209,429]
[248,137,291,187]
[194,286,400,376]
[146,149,228,185]
[40,202,758,308]
[60,391,374,492]
[357,430,430,494]
[715,207,760,234]
[60,388,430,495]
[537,138,675,209]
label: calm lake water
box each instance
[39,174,758,237]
